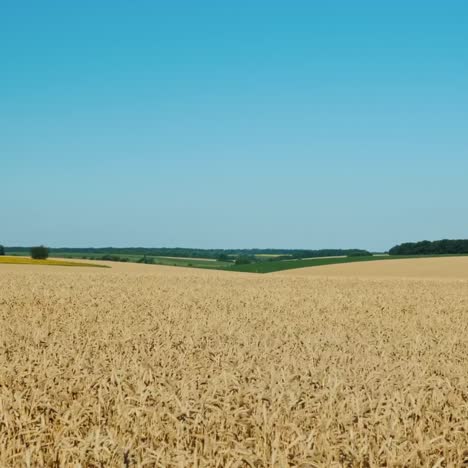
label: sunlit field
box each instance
[0,256,106,268]
[1,259,468,465]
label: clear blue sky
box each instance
[1,1,467,251]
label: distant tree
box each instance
[235,255,254,265]
[138,255,154,264]
[216,253,229,262]
[100,254,130,262]
[389,239,468,256]
[31,245,49,260]
[347,250,372,257]
[0,245,4,256]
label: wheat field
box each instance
[1,259,468,466]
[277,256,468,280]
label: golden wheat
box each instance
[0,260,468,466]
[277,256,468,279]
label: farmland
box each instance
[228,253,468,273]
[5,251,232,270]
[0,256,107,268]
[1,258,468,465]
[6,248,468,274]
[277,255,468,279]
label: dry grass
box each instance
[1,260,468,466]
[0,256,107,268]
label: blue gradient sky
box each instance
[2,1,467,251]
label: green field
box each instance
[51,252,232,270]
[254,253,291,259]
[5,252,229,268]
[149,257,231,269]
[228,254,468,273]
[6,250,468,274]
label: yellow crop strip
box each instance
[0,256,108,268]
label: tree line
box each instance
[389,239,468,256]
[0,245,49,259]
[4,246,371,259]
